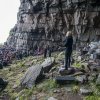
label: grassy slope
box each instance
[0,52,60,100]
[0,51,100,100]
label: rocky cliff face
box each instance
[6,0,100,54]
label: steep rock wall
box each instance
[7,0,100,53]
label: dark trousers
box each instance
[44,49,47,58]
[48,50,51,57]
[0,62,3,69]
[65,49,72,70]
[44,49,51,58]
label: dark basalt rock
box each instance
[6,0,100,53]
[59,67,75,76]
[0,78,8,92]
[55,76,78,85]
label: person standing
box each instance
[48,44,52,57]
[44,43,52,58]
[44,44,48,58]
[64,31,73,70]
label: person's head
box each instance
[66,31,72,37]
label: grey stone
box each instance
[77,56,82,61]
[80,87,93,95]
[31,95,37,100]
[41,57,54,73]
[96,74,100,85]
[15,97,19,100]
[65,86,72,92]
[90,66,100,72]
[76,75,87,84]
[55,76,77,85]
[53,89,61,93]
[20,64,43,88]
[12,84,18,89]
[72,71,84,76]
[88,76,95,82]
[48,97,57,100]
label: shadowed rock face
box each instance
[6,0,100,53]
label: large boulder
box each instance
[41,57,55,73]
[6,0,100,54]
[20,64,43,88]
[55,76,77,85]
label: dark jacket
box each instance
[64,36,73,50]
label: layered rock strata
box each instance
[7,0,100,54]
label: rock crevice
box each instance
[6,0,100,53]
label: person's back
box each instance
[65,36,73,50]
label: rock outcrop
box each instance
[41,57,55,73]
[20,64,43,88]
[6,0,100,54]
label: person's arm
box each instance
[64,37,68,47]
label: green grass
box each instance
[84,95,100,100]
[72,85,80,93]
[0,55,45,100]
[73,61,82,68]
[90,83,100,96]
[83,83,100,100]
[17,79,59,100]
[1,51,99,100]
[37,79,59,92]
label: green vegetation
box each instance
[0,53,60,100]
[16,79,59,100]
[0,55,45,100]
[83,82,100,100]
[37,79,59,92]
[90,83,100,96]
[72,85,80,93]
[84,96,100,100]
[0,51,100,100]
[73,61,82,68]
